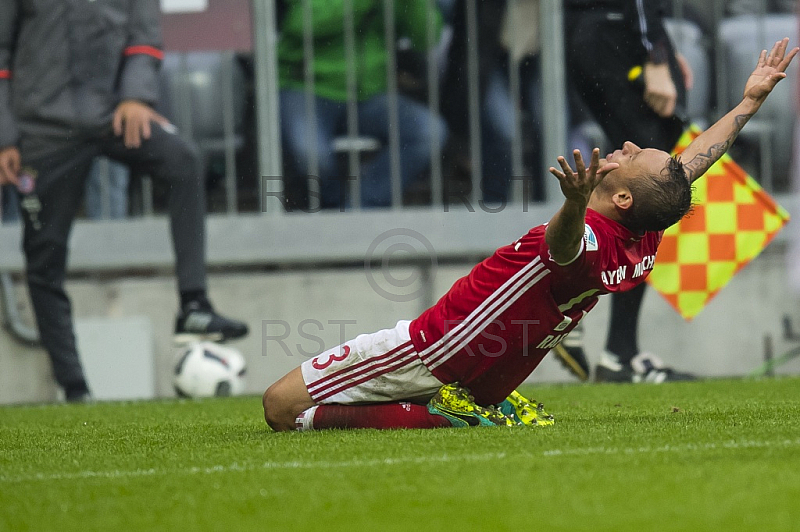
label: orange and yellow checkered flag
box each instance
[646,125,790,320]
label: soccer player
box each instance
[262,39,797,432]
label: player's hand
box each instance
[0,146,21,187]
[643,62,678,117]
[112,99,171,149]
[743,38,799,105]
[549,148,618,204]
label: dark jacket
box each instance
[0,0,164,147]
[565,0,673,65]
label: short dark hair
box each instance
[624,156,693,232]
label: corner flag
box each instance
[646,125,790,320]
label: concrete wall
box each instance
[2,245,799,405]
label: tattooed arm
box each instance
[681,38,798,184]
[680,98,757,183]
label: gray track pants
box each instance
[18,122,207,390]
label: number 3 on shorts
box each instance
[311,344,351,370]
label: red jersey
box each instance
[409,209,663,404]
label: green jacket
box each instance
[278,0,441,102]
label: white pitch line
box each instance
[541,438,800,457]
[3,438,799,484]
[0,453,508,484]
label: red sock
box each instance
[298,403,452,430]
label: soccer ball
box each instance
[173,341,247,398]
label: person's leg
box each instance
[19,135,98,400]
[279,90,346,208]
[358,93,447,207]
[105,124,205,294]
[262,366,451,432]
[103,123,247,342]
[262,367,316,431]
[595,283,697,382]
[263,321,453,431]
[480,67,514,204]
[604,282,646,362]
[520,56,544,201]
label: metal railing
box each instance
[0,0,796,243]
[70,0,800,218]
[1,0,799,347]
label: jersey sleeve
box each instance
[0,0,19,148]
[539,222,599,275]
[119,0,164,105]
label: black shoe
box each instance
[594,360,635,383]
[174,300,249,344]
[595,352,696,384]
[551,327,590,381]
[65,383,92,403]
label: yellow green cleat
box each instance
[498,390,555,427]
[427,383,518,427]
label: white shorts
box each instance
[301,320,444,405]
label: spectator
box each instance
[439,0,590,204]
[0,0,249,402]
[277,0,448,208]
[556,0,696,383]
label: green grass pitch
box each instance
[2,377,800,532]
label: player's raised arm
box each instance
[681,38,798,183]
[546,148,618,264]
